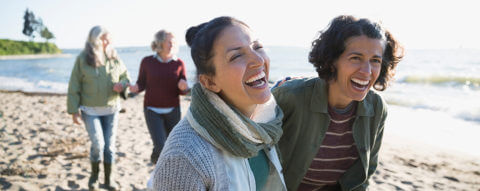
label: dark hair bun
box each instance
[185,23,207,47]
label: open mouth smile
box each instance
[351,77,369,91]
[245,71,267,88]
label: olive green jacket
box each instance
[67,51,130,114]
[272,77,387,191]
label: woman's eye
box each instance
[254,45,263,50]
[230,54,242,62]
[350,56,361,61]
[371,59,382,64]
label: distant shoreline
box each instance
[0,89,66,96]
[0,53,72,60]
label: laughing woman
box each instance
[152,16,286,191]
[272,15,403,191]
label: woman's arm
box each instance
[67,56,82,115]
[133,58,148,93]
[178,59,190,95]
[117,59,131,88]
[153,154,207,191]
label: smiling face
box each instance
[158,34,177,57]
[100,33,111,50]
[328,35,384,108]
[201,24,270,117]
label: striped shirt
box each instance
[297,102,359,191]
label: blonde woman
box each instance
[129,30,189,164]
[67,25,130,191]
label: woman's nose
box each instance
[359,61,372,75]
[248,50,264,68]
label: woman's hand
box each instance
[113,83,124,93]
[72,113,82,125]
[177,79,188,91]
[129,84,139,93]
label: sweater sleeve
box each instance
[117,59,131,87]
[179,59,187,80]
[136,57,147,92]
[67,56,82,114]
[178,59,189,95]
[153,153,207,191]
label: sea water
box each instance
[1,46,479,155]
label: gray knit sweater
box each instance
[152,118,228,190]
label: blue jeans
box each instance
[144,107,180,164]
[81,111,119,163]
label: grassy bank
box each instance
[0,39,61,55]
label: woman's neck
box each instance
[327,84,353,109]
[158,52,172,61]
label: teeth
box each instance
[351,78,369,86]
[245,71,266,83]
[253,80,265,87]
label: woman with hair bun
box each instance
[129,30,189,164]
[67,25,130,191]
[152,16,286,191]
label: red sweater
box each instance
[136,55,187,108]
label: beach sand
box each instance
[0,91,479,190]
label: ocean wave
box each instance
[0,76,67,94]
[401,75,480,87]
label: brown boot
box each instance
[88,161,100,191]
[104,162,119,191]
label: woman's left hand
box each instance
[113,83,124,93]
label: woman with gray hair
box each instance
[67,25,130,191]
[129,30,189,164]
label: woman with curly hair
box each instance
[272,15,403,191]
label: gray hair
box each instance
[84,25,117,67]
[151,30,174,52]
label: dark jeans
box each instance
[143,106,180,164]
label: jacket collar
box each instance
[310,78,374,117]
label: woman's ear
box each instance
[199,74,221,93]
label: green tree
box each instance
[40,27,55,42]
[22,9,56,42]
[22,9,36,39]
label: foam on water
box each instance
[0,76,67,94]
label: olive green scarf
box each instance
[188,83,283,158]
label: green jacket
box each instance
[67,51,130,114]
[272,77,387,191]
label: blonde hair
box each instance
[84,25,118,67]
[151,30,177,54]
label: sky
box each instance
[1,0,479,50]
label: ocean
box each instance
[1,46,479,155]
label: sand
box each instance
[0,91,479,190]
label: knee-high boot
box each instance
[88,161,100,191]
[104,162,118,191]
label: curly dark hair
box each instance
[309,15,403,91]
